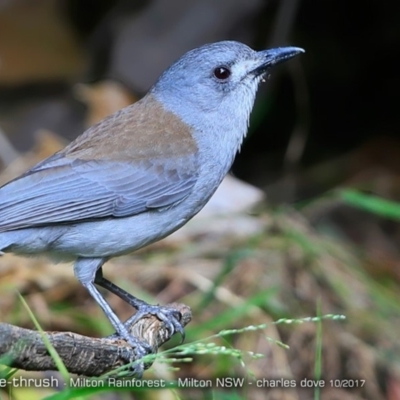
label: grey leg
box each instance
[95,268,184,340]
[73,258,151,374]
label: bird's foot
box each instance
[109,303,184,343]
[106,305,184,377]
[110,331,153,378]
[133,304,185,341]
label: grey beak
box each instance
[253,46,305,75]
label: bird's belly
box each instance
[59,207,191,257]
[0,187,211,260]
[0,163,224,260]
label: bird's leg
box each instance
[95,268,185,341]
[74,258,151,376]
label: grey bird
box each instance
[0,41,304,368]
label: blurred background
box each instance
[0,0,400,399]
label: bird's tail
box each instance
[0,233,13,255]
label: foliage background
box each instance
[0,1,400,399]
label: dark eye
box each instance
[213,66,231,80]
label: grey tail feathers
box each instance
[0,235,11,255]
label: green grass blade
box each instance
[17,292,70,384]
[340,189,400,221]
[190,288,277,336]
[198,249,253,309]
[314,299,323,400]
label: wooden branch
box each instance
[0,303,191,377]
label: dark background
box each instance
[1,0,399,205]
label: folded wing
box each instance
[0,152,198,232]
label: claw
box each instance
[93,273,186,345]
[119,304,185,343]
[159,308,185,343]
[117,335,151,378]
[143,305,184,339]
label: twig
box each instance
[0,303,191,377]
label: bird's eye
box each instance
[213,66,231,80]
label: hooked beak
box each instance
[252,46,305,76]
